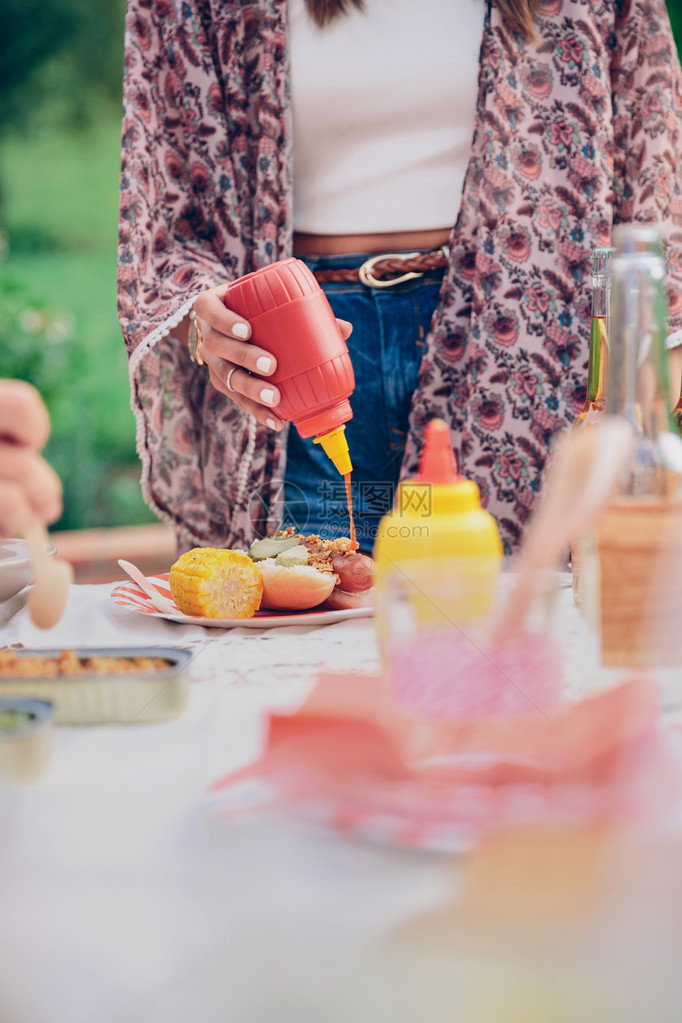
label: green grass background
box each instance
[1,5,681,531]
[0,112,154,530]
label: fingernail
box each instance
[232,322,250,339]
[256,356,273,374]
[259,388,276,406]
[266,417,279,430]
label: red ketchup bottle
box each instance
[224,258,354,475]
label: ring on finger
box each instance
[226,366,237,391]
[187,309,205,366]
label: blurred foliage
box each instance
[0,83,155,530]
[0,0,126,136]
[0,0,71,133]
[0,270,73,402]
[0,240,154,531]
[0,0,156,532]
[2,113,123,254]
[0,0,680,533]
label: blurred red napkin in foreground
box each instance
[209,673,672,849]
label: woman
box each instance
[118,0,682,555]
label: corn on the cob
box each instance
[169,548,263,618]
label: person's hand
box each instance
[192,284,353,430]
[0,380,62,537]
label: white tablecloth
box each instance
[1,580,681,1023]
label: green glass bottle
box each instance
[571,247,613,607]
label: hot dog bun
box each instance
[258,560,336,610]
[320,586,375,611]
[251,529,375,612]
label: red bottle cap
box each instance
[414,419,462,484]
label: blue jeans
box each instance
[283,251,444,553]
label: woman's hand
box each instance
[0,380,62,537]
[191,284,352,430]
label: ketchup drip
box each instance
[344,472,358,549]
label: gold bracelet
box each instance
[187,308,205,366]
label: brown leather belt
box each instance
[311,245,450,288]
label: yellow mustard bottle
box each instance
[373,419,503,650]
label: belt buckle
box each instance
[358,251,424,289]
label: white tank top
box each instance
[289,0,485,235]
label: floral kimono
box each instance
[118,0,682,554]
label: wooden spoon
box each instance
[24,521,73,629]
[491,417,636,645]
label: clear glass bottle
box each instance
[606,223,673,494]
[588,223,682,672]
[571,247,613,607]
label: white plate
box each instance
[111,574,373,628]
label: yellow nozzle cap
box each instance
[314,425,352,476]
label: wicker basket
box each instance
[596,497,682,668]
